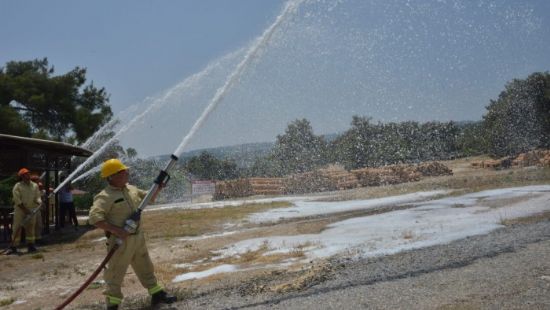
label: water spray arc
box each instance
[51,87,181,196]
[121,0,305,235]
[50,45,242,195]
[55,1,304,308]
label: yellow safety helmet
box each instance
[100,159,128,178]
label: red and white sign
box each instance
[191,180,215,195]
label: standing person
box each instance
[6,168,42,255]
[88,159,177,310]
[59,178,78,230]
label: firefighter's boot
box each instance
[27,244,37,253]
[5,246,18,255]
[151,290,177,306]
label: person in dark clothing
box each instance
[59,180,78,230]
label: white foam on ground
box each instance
[178,230,239,241]
[172,261,299,283]
[149,194,334,211]
[173,264,239,282]
[248,190,448,223]
[216,185,550,260]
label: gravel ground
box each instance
[168,219,550,310]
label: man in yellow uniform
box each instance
[7,168,42,255]
[88,159,176,310]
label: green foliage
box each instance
[0,176,16,206]
[183,151,238,180]
[0,105,31,136]
[0,58,112,143]
[331,116,463,169]
[73,193,94,210]
[126,147,138,159]
[455,121,487,156]
[483,72,550,157]
[270,119,329,175]
[248,155,284,177]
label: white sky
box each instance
[173,185,550,282]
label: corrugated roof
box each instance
[0,134,93,157]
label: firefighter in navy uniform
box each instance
[88,159,177,309]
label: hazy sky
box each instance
[0,0,282,114]
[2,0,550,156]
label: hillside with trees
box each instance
[1,59,548,201]
[187,72,549,180]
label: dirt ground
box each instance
[1,157,550,309]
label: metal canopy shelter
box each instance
[0,133,92,235]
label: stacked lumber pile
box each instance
[471,149,550,169]
[215,161,454,199]
[284,165,359,194]
[284,170,335,194]
[318,165,359,190]
[215,178,285,199]
[249,178,285,196]
[541,152,550,167]
[471,158,513,169]
[351,165,421,187]
[512,149,550,167]
[471,159,501,169]
[414,161,453,176]
[214,179,252,200]
[470,161,482,168]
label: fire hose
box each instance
[54,154,178,310]
[54,243,119,310]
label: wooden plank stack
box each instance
[249,178,285,196]
[214,177,285,199]
[284,170,336,194]
[318,165,359,190]
[415,161,453,176]
[214,178,252,200]
[214,161,454,199]
[471,149,550,169]
[351,165,421,187]
[540,152,550,167]
[512,149,550,167]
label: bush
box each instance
[0,176,16,206]
[73,193,94,210]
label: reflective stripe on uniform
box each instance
[148,284,163,295]
[106,295,122,305]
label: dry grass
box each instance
[295,220,331,234]
[141,201,292,239]
[270,263,334,293]
[30,253,44,260]
[155,239,310,286]
[329,165,550,202]
[401,230,414,239]
[500,211,550,226]
[483,195,540,209]
[0,297,15,307]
